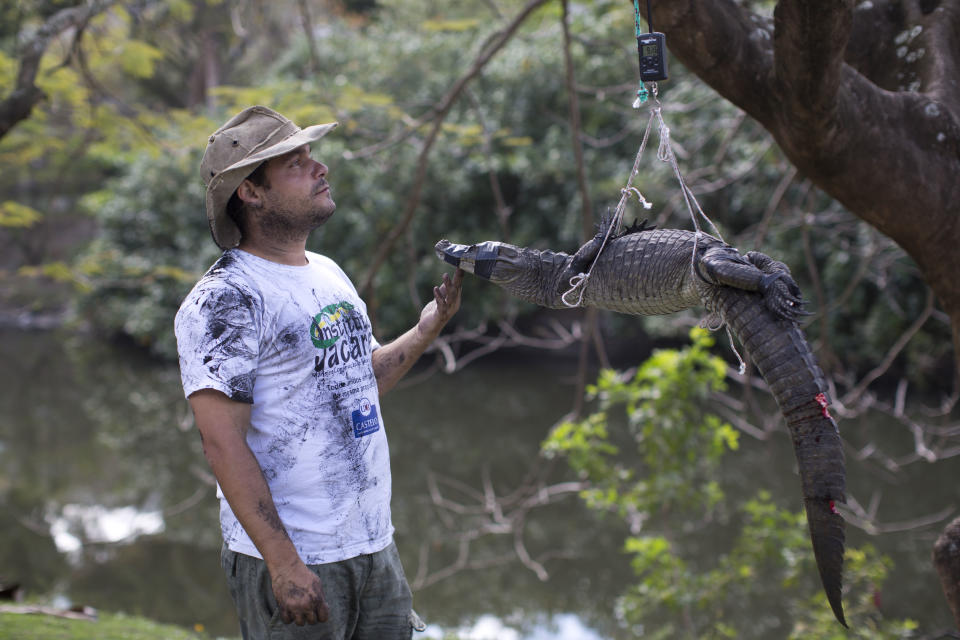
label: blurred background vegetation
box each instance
[3,0,953,382]
[2,1,957,637]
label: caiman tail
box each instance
[706,284,847,627]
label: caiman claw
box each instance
[759,272,811,322]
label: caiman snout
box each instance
[435,239,512,280]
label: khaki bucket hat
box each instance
[200,105,338,249]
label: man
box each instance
[174,105,464,639]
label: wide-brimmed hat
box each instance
[200,105,338,249]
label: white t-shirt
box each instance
[174,248,393,564]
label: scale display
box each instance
[638,32,668,82]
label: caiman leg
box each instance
[697,245,808,322]
[700,249,847,627]
[557,217,657,295]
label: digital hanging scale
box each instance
[637,31,668,82]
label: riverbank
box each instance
[0,608,233,639]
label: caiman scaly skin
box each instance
[436,224,847,627]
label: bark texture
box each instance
[649,0,960,369]
[934,516,960,630]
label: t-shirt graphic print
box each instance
[175,249,393,564]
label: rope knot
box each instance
[622,186,653,210]
[561,273,590,308]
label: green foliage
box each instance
[18,261,89,291]
[789,545,920,639]
[542,329,918,637]
[616,494,917,639]
[1,0,952,384]
[544,328,737,516]
[0,201,42,228]
[75,143,220,355]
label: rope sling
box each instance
[559,0,748,373]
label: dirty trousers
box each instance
[221,541,415,640]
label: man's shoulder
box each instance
[177,252,261,318]
[306,250,339,270]
[306,251,354,285]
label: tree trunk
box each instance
[648,0,960,372]
[934,516,960,630]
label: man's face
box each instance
[249,145,336,238]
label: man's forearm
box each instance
[189,390,327,625]
[372,270,463,395]
[372,323,435,395]
[201,427,301,573]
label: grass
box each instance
[0,611,237,640]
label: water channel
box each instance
[0,327,956,637]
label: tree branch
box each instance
[0,0,117,140]
[649,1,778,126]
[842,493,955,535]
[841,287,936,407]
[296,0,320,78]
[934,515,960,630]
[561,0,607,415]
[358,0,553,297]
[412,467,586,591]
[652,1,960,372]
[772,0,853,132]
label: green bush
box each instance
[542,328,918,637]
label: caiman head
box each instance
[435,239,570,308]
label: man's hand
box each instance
[418,269,464,337]
[271,560,329,626]
[372,268,464,395]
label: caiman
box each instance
[435,220,847,626]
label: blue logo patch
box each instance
[351,398,380,438]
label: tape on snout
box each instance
[472,241,500,279]
[440,243,467,267]
[440,241,500,279]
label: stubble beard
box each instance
[254,195,336,244]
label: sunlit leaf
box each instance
[17,262,89,291]
[0,201,43,228]
[502,136,534,147]
[421,18,481,32]
[117,40,164,78]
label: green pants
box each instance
[221,542,418,639]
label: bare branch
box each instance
[841,287,936,407]
[564,0,601,424]
[751,165,797,250]
[0,605,97,621]
[465,89,513,240]
[296,0,320,77]
[358,0,553,297]
[712,398,772,440]
[419,318,583,374]
[842,493,955,536]
[162,486,208,518]
[514,511,549,581]
[411,466,587,591]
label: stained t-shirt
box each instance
[174,248,393,564]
